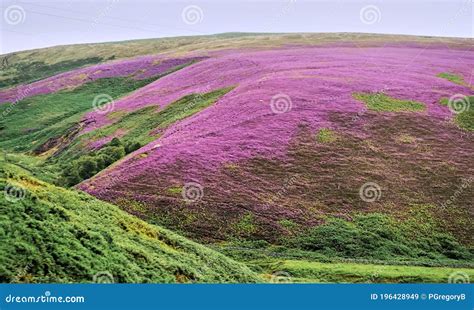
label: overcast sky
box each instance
[0,0,472,54]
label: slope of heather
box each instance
[0,162,260,283]
[2,33,471,91]
[75,43,474,249]
[0,34,472,274]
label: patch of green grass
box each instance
[80,86,234,148]
[437,72,466,86]
[455,108,474,131]
[316,128,338,143]
[0,77,157,153]
[167,186,183,195]
[0,162,260,283]
[0,57,107,89]
[266,260,474,283]
[353,92,425,112]
[439,96,473,131]
[233,213,257,237]
[0,62,197,154]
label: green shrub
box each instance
[289,212,471,262]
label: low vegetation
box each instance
[440,96,473,131]
[262,260,474,283]
[0,57,108,89]
[353,92,426,112]
[437,72,467,86]
[0,76,161,153]
[316,128,338,143]
[0,162,260,283]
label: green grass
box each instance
[0,62,197,154]
[455,108,474,131]
[54,87,234,186]
[353,92,426,112]
[0,57,107,90]
[79,86,235,148]
[263,260,474,283]
[437,72,466,86]
[0,162,260,283]
[439,96,473,131]
[213,208,473,271]
[0,77,156,153]
[288,211,471,262]
[316,128,338,143]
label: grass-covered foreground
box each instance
[261,260,474,283]
[0,162,260,283]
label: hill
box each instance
[0,162,260,283]
[0,33,472,281]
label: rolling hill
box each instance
[0,33,473,282]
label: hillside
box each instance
[0,162,260,283]
[0,33,473,282]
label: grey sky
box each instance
[0,0,472,54]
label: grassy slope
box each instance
[0,162,260,283]
[0,57,107,89]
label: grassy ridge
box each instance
[0,162,260,283]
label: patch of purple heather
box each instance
[0,55,206,104]
[78,45,474,194]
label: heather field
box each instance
[1,33,473,283]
